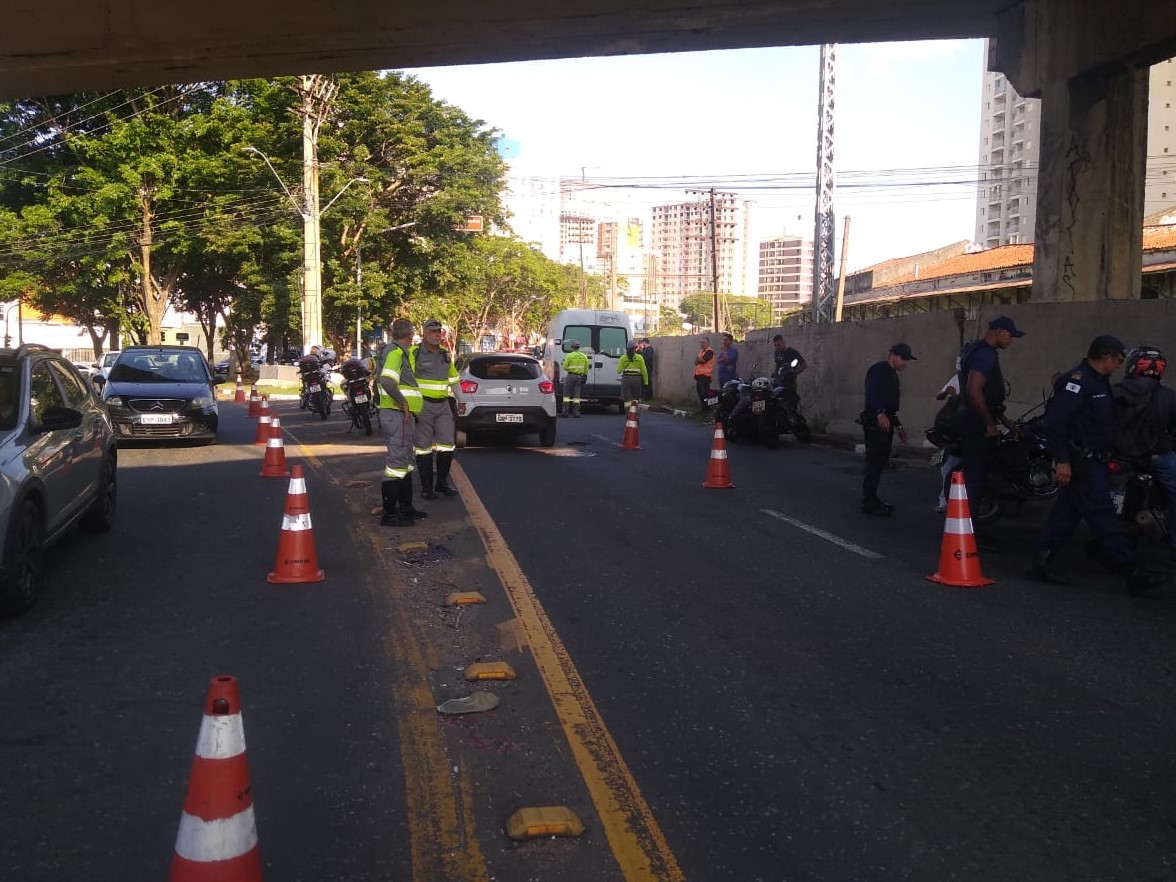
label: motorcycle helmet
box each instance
[722,379,741,394]
[1125,346,1166,380]
[751,376,771,391]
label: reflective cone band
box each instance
[168,675,262,882]
[926,471,993,588]
[268,414,283,441]
[258,395,270,419]
[253,413,272,446]
[234,378,246,405]
[258,423,291,479]
[268,465,324,583]
[618,403,642,450]
[702,423,734,489]
[247,387,260,417]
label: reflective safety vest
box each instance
[408,343,459,401]
[563,349,590,376]
[378,343,424,414]
[694,347,715,379]
[617,353,648,384]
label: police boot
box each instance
[417,455,438,500]
[379,480,414,527]
[1124,565,1168,598]
[435,452,459,497]
[398,474,428,520]
[1026,549,1071,585]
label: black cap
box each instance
[423,318,443,331]
[889,343,917,361]
[988,316,1025,337]
[1091,335,1127,358]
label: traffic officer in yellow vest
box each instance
[561,339,590,418]
[377,318,427,526]
[409,318,460,499]
[616,340,649,411]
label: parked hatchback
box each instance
[99,345,219,442]
[455,353,557,447]
[0,344,117,615]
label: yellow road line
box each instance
[453,463,686,882]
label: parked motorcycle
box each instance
[297,354,332,420]
[770,360,813,444]
[1107,455,1170,544]
[339,357,376,436]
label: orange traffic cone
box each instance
[618,403,642,450]
[233,377,246,405]
[258,424,291,479]
[168,675,262,882]
[253,412,272,446]
[246,387,260,417]
[926,471,993,588]
[268,465,324,583]
[702,422,734,489]
[258,395,270,420]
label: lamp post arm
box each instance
[320,177,370,217]
[243,146,303,217]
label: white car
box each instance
[93,351,120,384]
[455,353,557,448]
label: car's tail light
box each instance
[460,380,478,394]
[1107,460,1123,474]
[539,380,555,395]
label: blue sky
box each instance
[406,39,987,272]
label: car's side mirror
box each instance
[92,375,106,389]
[34,405,83,433]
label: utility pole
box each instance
[813,44,837,323]
[296,74,337,354]
[709,189,720,333]
[834,215,852,322]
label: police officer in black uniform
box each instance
[1027,335,1168,596]
[860,343,916,515]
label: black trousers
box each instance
[862,421,894,502]
[960,429,996,521]
[1038,457,1133,568]
[695,376,712,409]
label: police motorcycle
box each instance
[297,353,333,420]
[770,359,813,444]
[717,376,786,448]
[339,357,376,436]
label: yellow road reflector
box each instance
[445,591,486,606]
[397,541,429,554]
[464,661,517,681]
[505,806,585,841]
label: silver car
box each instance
[455,353,557,448]
[0,345,117,615]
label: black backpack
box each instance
[1113,386,1159,459]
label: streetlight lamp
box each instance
[243,145,369,354]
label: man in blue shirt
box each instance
[1027,336,1167,596]
[716,333,739,385]
[860,343,916,516]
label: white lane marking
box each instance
[761,509,886,560]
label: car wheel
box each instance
[0,500,46,616]
[539,421,556,447]
[79,453,117,532]
[618,402,627,414]
[455,428,467,449]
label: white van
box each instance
[541,309,633,413]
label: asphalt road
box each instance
[2,401,1175,881]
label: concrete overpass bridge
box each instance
[3,0,1176,306]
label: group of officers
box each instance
[861,316,1171,597]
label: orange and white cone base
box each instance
[268,465,324,583]
[169,675,262,882]
[258,418,290,478]
[246,388,260,417]
[926,471,993,588]
[702,423,734,489]
[618,404,642,450]
[233,379,246,405]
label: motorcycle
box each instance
[1107,455,1170,544]
[339,357,376,436]
[719,377,790,448]
[297,355,333,420]
[770,360,813,444]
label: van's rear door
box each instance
[588,325,628,403]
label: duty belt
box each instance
[622,370,643,375]
[1069,442,1111,464]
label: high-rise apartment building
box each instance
[976,48,1176,248]
[758,235,813,317]
[649,192,745,311]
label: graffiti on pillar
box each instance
[1061,134,1092,299]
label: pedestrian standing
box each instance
[716,333,739,385]
[1027,336,1168,596]
[637,338,656,399]
[935,374,963,512]
[957,316,1025,548]
[693,337,715,412]
[617,341,648,410]
[377,318,427,526]
[860,343,916,516]
[409,318,460,499]
[561,340,590,417]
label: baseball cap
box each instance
[988,316,1025,337]
[423,318,442,331]
[889,343,917,360]
[570,340,581,348]
[1091,334,1127,358]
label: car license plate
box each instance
[139,413,174,425]
[496,413,523,423]
[354,393,368,403]
[308,384,321,393]
[752,400,766,413]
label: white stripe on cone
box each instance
[711,450,728,460]
[174,808,259,862]
[194,714,247,760]
[281,513,313,532]
[949,482,968,499]
[288,477,306,495]
[943,518,974,535]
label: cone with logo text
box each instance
[268,465,324,583]
[926,470,993,588]
[253,412,272,446]
[246,387,260,417]
[702,421,734,489]
[618,403,642,450]
[258,418,291,478]
[233,377,246,405]
[168,675,262,882]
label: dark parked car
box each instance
[99,345,219,442]
[0,344,117,615]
